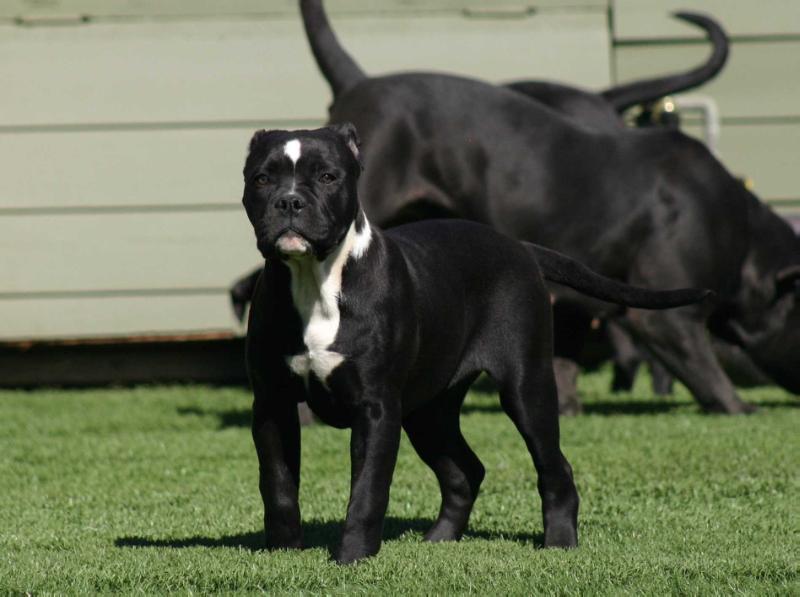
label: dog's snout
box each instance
[274,195,307,215]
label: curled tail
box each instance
[601,12,729,113]
[528,243,713,309]
[300,0,367,97]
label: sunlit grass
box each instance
[0,370,797,594]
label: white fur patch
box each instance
[285,218,370,385]
[283,139,301,165]
[352,219,372,260]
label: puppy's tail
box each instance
[229,268,262,322]
[527,243,713,309]
[601,12,729,113]
[300,0,367,97]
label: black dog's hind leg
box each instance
[607,320,642,392]
[402,375,485,542]
[337,397,402,564]
[552,302,593,414]
[649,360,674,396]
[627,309,755,413]
[499,364,579,548]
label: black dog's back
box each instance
[387,219,710,313]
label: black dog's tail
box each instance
[528,243,713,309]
[300,0,367,97]
[601,12,729,113]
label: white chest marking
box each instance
[284,218,373,386]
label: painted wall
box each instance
[0,1,794,340]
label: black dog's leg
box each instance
[607,320,642,392]
[252,389,303,550]
[552,302,592,414]
[627,310,755,413]
[402,377,485,542]
[499,366,579,548]
[336,399,402,564]
[649,360,674,396]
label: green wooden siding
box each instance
[0,1,608,22]
[613,0,800,39]
[0,2,795,342]
[611,0,800,214]
[614,41,800,120]
[1,295,238,339]
[0,3,611,341]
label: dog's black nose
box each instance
[274,195,306,214]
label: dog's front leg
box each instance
[336,399,401,564]
[252,391,303,550]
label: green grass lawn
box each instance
[1,370,797,594]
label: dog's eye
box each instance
[319,173,337,184]
[254,174,270,187]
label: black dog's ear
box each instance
[775,264,800,298]
[247,129,282,154]
[328,122,363,170]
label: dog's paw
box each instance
[543,523,578,549]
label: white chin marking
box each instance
[276,232,311,256]
[284,139,301,165]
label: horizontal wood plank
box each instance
[1,12,610,127]
[614,40,800,119]
[0,210,261,293]
[613,0,800,39]
[0,124,320,209]
[0,1,608,21]
[0,293,242,341]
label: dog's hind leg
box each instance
[498,363,579,548]
[626,309,755,413]
[402,375,485,542]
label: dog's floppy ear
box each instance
[247,129,282,154]
[328,122,363,170]
[775,264,800,298]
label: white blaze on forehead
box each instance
[284,139,301,165]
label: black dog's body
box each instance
[243,126,709,563]
[292,0,800,412]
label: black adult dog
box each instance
[231,9,730,403]
[292,0,800,413]
[242,124,710,563]
[506,12,729,399]
[230,10,728,316]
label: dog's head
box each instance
[242,123,362,260]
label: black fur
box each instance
[295,1,799,412]
[244,126,710,563]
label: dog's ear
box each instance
[775,264,800,298]
[247,129,282,154]
[328,122,363,170]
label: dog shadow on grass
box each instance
[176,406,250,428]
[114,517,543,555]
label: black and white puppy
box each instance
[242,124,709,564]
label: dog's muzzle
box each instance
[276,231,312,257]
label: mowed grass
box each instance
[0,370,797,595]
